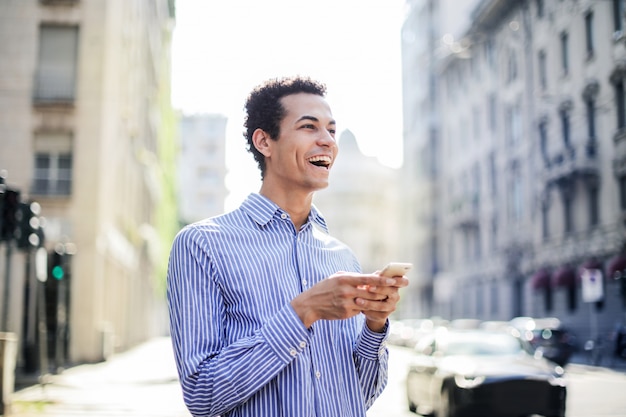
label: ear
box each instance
[252,128,272,157]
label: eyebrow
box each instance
[296,115,336,126]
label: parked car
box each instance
[509,317,578,366]
[406,328,567,417]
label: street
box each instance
[7,339,626,417]
[370,345,626,417]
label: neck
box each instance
[259,183,314,230]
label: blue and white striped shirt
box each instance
[167,193,389,417]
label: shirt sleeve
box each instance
[354,320,389,408]
[166,227,312,417]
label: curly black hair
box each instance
[243,76,327,179]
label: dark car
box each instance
[406,328,566,417]
[510,317,578,366]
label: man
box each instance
[167,76,408,417]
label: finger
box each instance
[390,276,409,288]
[355,297,392,310]
[355,287,389,301]
[352,275,396,287]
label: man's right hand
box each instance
[290,272,396,329]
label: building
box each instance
[0,0,177,369]
[177,114,228,225]
[401,0,482,318]
[402,0,626,342]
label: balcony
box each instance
[40,0,79,5]
[33,73,76,106]
[544,141,600,187]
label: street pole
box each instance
[2,242,12,331]
[35,247,49,381]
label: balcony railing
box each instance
[33,72,76,105]
[544,140,600,186]
[39,0,79,5]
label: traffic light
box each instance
[50,251,64,280]
[0,188,19,241]
[16,201,42,249]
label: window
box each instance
[463,229,471,261]
[32,132,73,196]
[485,38,495,70]
[488,94,497,133]
[586,98,596,142]
[473,163,481,199]
[620,176,626,211]
[616,81,626,129]
[507,162,523,223]
[614,0,624,34]
[539,119,549,165]
[544,286,553,312]
[536,0,544,18]
[449,231,455,265]
[489,152,497,197]
[476,283,483,316]
[560,31,569,75]
[473,107,481,142]
[560,108,571,148]
[474,227,482,261]
[490,215,498,252]
[490,282,499,315]
[541,200,549,240]
[505,103,522,147]
[585,11,594,58]
[538,50,547,90]
[34,25,79,103]
[507,49,517,83]
[563,192,573,234]
[589,186,599,227]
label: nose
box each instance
[318,129,336,147]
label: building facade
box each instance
[0,0,177,368]
[177,114,228,225]
[402,0,626,342]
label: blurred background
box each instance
[0,0,626,403]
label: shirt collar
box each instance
[241,193,329,233]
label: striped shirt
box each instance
[167,193,389,417]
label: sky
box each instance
[171,0,406,209]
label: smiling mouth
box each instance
[308,156,332,169]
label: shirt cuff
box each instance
[261,304,312,364]
[355,319,389,360]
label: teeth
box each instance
[308,156,331,164]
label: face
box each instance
[257,93,338,193]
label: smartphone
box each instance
[380,262,412,277]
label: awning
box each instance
[530,269,551,290]
[552,266,577,288]
[607,253,626,280]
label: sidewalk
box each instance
[7,337,191,417]
[567,351,626,374]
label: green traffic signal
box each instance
[52,265,64,280]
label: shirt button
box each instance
[299,341,306,348]
[315,371,321,379]
[280,213,288,219]
[302,279,307,286]
[290,349,297,357]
